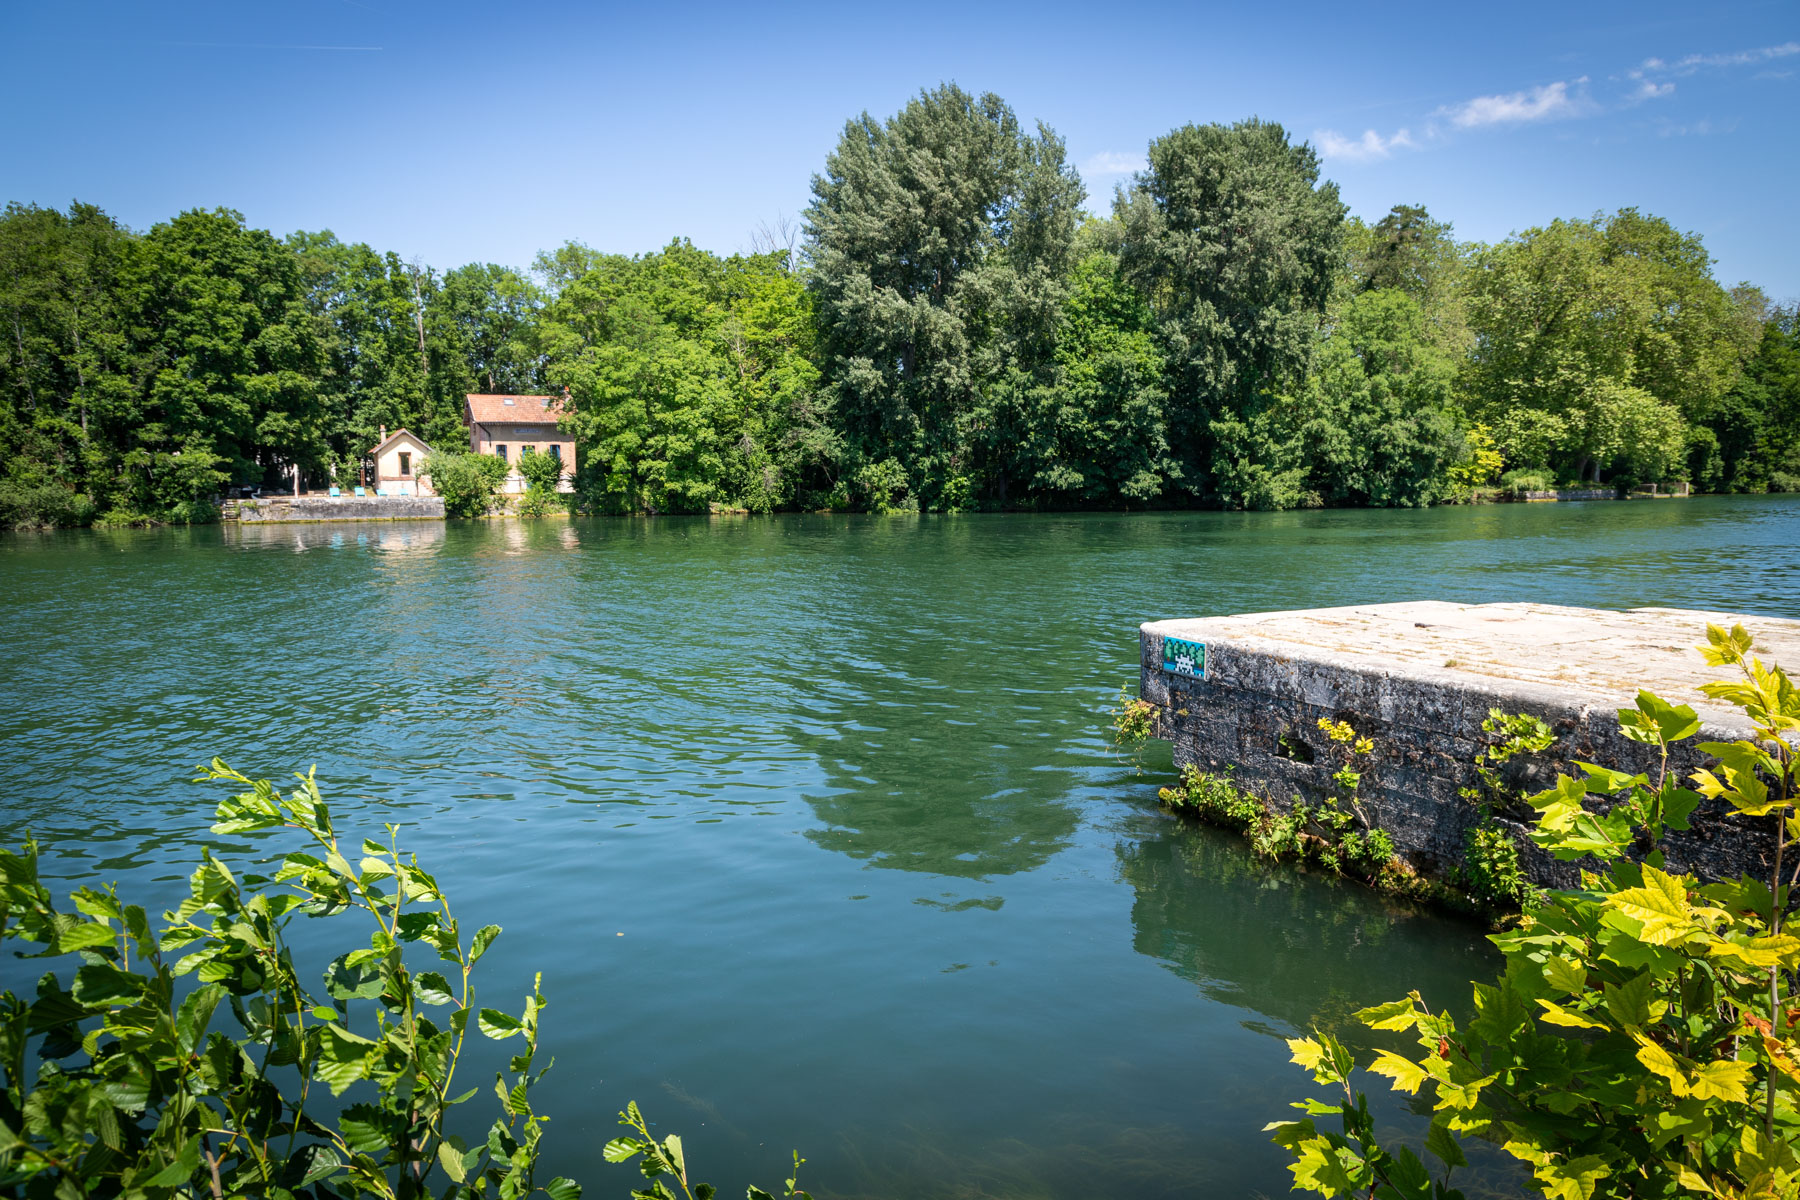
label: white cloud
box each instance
[1438,80,1583,128]
[1313,127,1416,162]
[1634,79,1676,100]
[1656,41,1800,75]
[1081,151,1146,177]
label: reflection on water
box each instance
[1117,822,1495,1041]
[224,519,449,553]
[3,498,1798,1200]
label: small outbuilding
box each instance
[465,392,576,493]
[370,427,435,496]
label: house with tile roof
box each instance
[370,427,436,496]
[465,391,576,493]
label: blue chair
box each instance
[354,486,366,498]
[377,487,389,497]
[329,486,341,497]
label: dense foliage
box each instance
[0,761,802,1200]
[4,87,1793,524]
[1274,627,1800,1200]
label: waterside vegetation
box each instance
[1275,626,1800,1200]
[5,86,1798,528]
[0,761,797,1200]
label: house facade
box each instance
[465,392,576,493]
[370,427,435,496]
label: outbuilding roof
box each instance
[369,427,433,456]
[465,393,569,425]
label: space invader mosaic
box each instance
[1161,636,1205,679]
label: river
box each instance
[4,496,1799,1198]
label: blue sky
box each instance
[5,0,1796,297]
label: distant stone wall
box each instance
[224,496,445,523]
[1138,629,1774,889]
[1521,488,1621,502]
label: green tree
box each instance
[1464,210,1756,484]
[433,262,545,397]
[1711,305,1800,492]
[1295,289,1466,507]
[539,241,827,514]
[289,234,467,479]
[1028,246,1173,503]
[1343,204,1472,357]
[805,83,1084,509]
[117,209,327,514]
[1116,118,1346,505]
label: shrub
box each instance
[0,481,96,529]
[1499,467,1555,496]
[1273,625,1800,1200]
[425,452,510,518]
[1770,471,1800,494]
[0,761,802,1200]
[516,447,564,494]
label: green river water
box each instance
[4,496,1800,1198]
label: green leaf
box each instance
[471,924,502,964]
[1367,1050,1429,1094]
[143,1135,202,1186]
[340,1103,395,1154]
[479,1008,524,1039]
[544,1178,582,1200]
[71,962,144,1006]
[175,982,224,1053]
[1619,691,1701,746]
[438,1141,470,1183]
[416,971,456,1006]
[1543,956,1587,994]
[1607,865,1697,945]
[1425,1118,1467,1170]
[317,1023,375,1095]
[325,952,385,1001]
[1603,972,1656,1030]
[55,922,118,953]
[1355,995,1421,1031]
[603,1138,643,1163]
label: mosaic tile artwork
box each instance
[1162,636,1205,679]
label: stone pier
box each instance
[1138,602,1800,887]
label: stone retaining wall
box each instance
[224,496,445,523]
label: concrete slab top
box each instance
[1143,601,1800,728]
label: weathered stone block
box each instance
[1141,602,1800,887]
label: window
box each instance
[399,452,411,477]
[549,444,561,462]
[496,445,508,462]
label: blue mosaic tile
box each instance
[1162,636,1205,679]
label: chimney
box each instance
[379,424,387,443]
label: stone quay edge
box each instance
[1138,601,1800,889]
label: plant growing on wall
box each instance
[1457,709,1556,912]
[1110,686,1157,773]
[1271,625,1800,1200]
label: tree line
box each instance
[3,83,1796,525]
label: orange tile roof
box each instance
[465,393,569,425]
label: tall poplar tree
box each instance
[805,83,1084,509]
[1116,119,1345,505]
